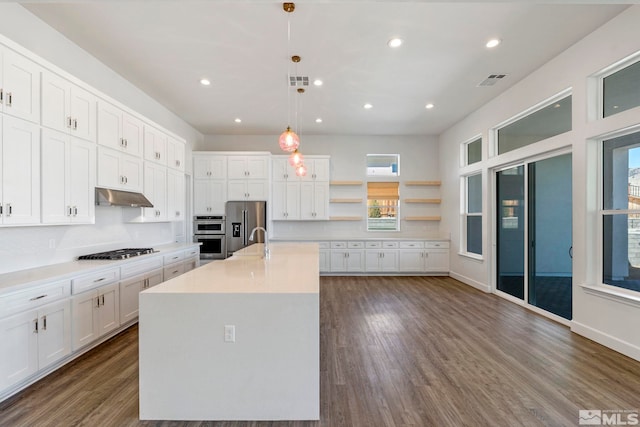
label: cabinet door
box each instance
[97,101,122,151]
[380,250,399,272]
[41,129,70,224]
[120,153,143,192]
[227,157,247,179]
[143,163,167,221]
[2,49,40,123]
[299,182,314,220]
[346,250,365,272]
[146,269,164,288]
[97,283,120,338]
[2,116,40,225]
[319,250,330,273]
[37,299,71,370]
[365,251,381,272]
[246,156,268,179]
[69,86,97,142]
[167,169,185,221]
[71,290,98,351]
[285,182,301,219]
[227,180,247,200]
[120,276,144,324]
[121,114,143,157]
[41,71,70,133]
[425,250,449,272]
[144,126,167,165]
[194,155,226,179]
[330,251,347,272]
[312,158,330,181]
[97,146,122,189]
[271,181,288,220]
[68,138,96,223]
[246,180,268,201]
[312,182,329,220]
[167,137,185,171]
[0,309,38,389]
[272,157,291,181]
[193,179,212,214]
[399,250,425,272]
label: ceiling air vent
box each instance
[289,76,309,87]
[477,74,508,87]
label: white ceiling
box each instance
[22,2,628,136]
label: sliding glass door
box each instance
[495,154,572,320]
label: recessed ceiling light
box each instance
[234,118,242,123]
[315,118,323,123]
[200,78,211,86]
[313,79,323,86]
[363,103,373,109]
[486,39,501,48]
[425,103,435,109]
[388,38,403,48]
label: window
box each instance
[603,59,640,118]
[367,154,399,176]
[602,130,640,292]
[497,95,572,155]
[463,173,482,256]
[466,138,482,165]
[367,182,399,231]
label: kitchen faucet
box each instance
[249,226,269,259]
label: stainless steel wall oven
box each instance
[193,216,226,260]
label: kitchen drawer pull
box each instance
[29,294,48,301]
[101,295,105,305]
[73,119,78,130]
[33,319,38,334]
[96,296,100,307]
[0,88,3,102]
[172,270,179,274]
[93,277,106,283]
[6,92,12,107]
[6,204,12,216]
[67,116,73,128]
[43,315,47,331]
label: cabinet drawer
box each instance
[382,241,399,249]
[425,241,449,249]
[0,280,71,318]
[347,241,365,249]
[164,263,185,281]
[399,241,424,249]
[317,242,330,250]
[365,241,382,249]
[331,241,347,249]
[163,251,184,265]
[72,267,120,294]
[183,247,200,259]
[120,257,163,279]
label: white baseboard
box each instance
[449,271,491,293]
[571,321,640,362]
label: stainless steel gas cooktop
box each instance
[78,248,155,260]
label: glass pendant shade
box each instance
[295,163,307,177]
[278,127,300,152]
[289,150,304,167]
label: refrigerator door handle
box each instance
[242,209,248,246]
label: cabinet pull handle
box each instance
[74,206,78,216]
[68,206,73,216]
[176,160,180,167]
[124,139,128,148]
[0,204,2,215]
[29,294,47,301]
[101,295,105,305]
[6,92,12,107]
[67,116,73,128]
[73,119,78,130]
[172,270,179,274]
[33,319,38,334]
[0,88,3,102]
[96,296,100,307]
[93,277,106,283]
[6,204,12,217]
[43,315,47,331]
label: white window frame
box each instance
[366,181,400,232]
[460,171,483,260]
[460,135,482,168]
[590,49,640,121]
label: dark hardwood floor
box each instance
[2,276,640,427]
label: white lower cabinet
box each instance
[365,250,399,272]
[71,283,120,351]
[120,268,163,324]
[398,241,450,272]
[318,242,330,273]
[0,299,71,390]
[330,242,365,272]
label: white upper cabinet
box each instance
[41,70,97,142]
[97,101,143,157]
[143,125,168,166]
[0,48,41,124]
[41,129,96,224]
[167,136,185,172]
[1,116,40,225]
[227,155,268,180]
[143,162,167,222]
[97,146,143,192]
[194,154,226,180]
[167,168,185,221]
[300,157,330,182]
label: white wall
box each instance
[0,4,203,274]
[439,5,640,360]
[199,134,444,239]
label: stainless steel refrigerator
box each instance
[225,201,267,258]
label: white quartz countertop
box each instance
[0,242,200,295]
[270,236,450,242]
[144,242,319,295]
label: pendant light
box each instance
[279,3,300,153]
[289,149,304,167]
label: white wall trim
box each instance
[572,320,640,362]
[449,271,491,293]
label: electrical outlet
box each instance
[224,325,235,343]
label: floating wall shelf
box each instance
[404,198,441,204]
[330,198,363,203]
[329,216,363,221]
[404,216,441,221]
[330,180,363,186]
[404,181,441,186]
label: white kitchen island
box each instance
[138,242,319,421]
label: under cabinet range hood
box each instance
[95,187,153,208]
